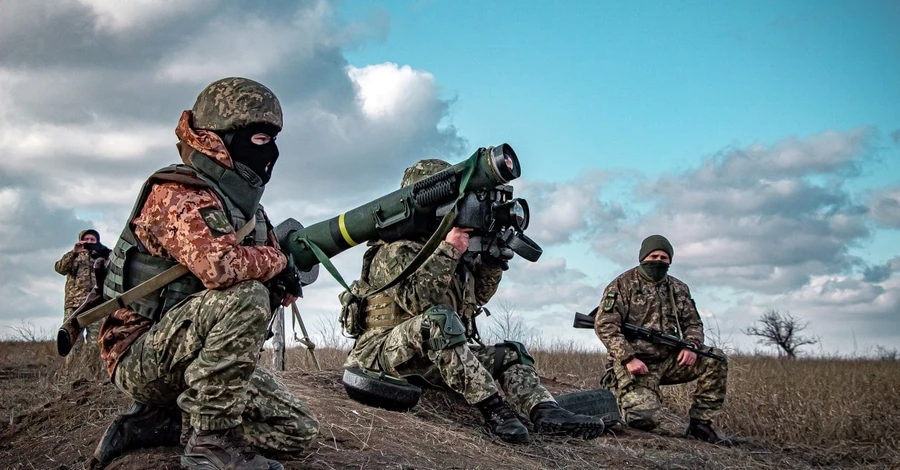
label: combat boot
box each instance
[530,401,606,439]
[476,394,530,444]
[92,401,181,468]
[181,426,283,470]
[685,418,733,446]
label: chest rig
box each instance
[103,154,269,322]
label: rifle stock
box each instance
[57,258,108,356]
[571,309,725,362]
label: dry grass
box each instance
[272,342,900,466]
[3,340,899,469]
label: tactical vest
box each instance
[103,163,269,321]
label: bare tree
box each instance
[485,301,535,344]
[6,321,50,342]
[743,309,818,358]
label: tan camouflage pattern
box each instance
[54,250,95,309]
[98,306,153,376]
[190,77,283,132]
[400,159,451,187]
[133,182,286,290]
[595,267,705,364]
[112,280,318,451]
[609,346,728,426]
[176,110,232,168]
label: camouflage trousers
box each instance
[608,348,727,428]
[64,306,102,372]
[348,315,554,415]
[113,280,318,453]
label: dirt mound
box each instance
[0,366,846,470]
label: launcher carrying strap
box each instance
[297,152,479,298]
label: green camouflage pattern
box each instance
[344,237,553,414]
[608,346,728,427]
[470,345,555,415]
[595,267,705,364]
[112,280,318,452]
[348,313,499,405]
[400,159,451,187]
[191,77,283,132]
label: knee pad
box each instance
[421,305,467,351]
[625,409,659,431]
[490,341,535,379]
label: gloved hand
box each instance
[269,253,302,309]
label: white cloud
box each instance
[348,63,439,120]
[77,0,211,33]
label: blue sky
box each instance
[340,1,899,184]
[1,0,897,355]
[335,0,900,351]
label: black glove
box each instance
[269,253,302,309]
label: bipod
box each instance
[290,302,321,371]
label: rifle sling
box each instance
[74,219,256,328]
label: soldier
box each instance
[55,229,103,368]
[92,77,318,470]
[344,159,606,444]
[595,234,730,445]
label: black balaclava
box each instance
[79,229,100,243]
[638,234,673,282]
[221,124,280,185]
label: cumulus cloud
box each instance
[514,171,628,246]
[591,128,875,293]
[868,187,900,229]
[507,129,900,353]
[0,0,465,333]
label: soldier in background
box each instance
[92,77,318,470]
[344,159,607,444]
[55,229,103,369]
[595,234,730,445]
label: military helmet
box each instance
[401,159,451,188]
[191,77,283,132]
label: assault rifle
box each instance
[572,308,725,362]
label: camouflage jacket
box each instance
[346,239,503,369]
[595,267,704,364]
[98,180,286,375]
[54,250,95,309]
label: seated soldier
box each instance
[344,159,606,444]
[595,235,730,445]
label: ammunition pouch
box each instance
[490,340,535,379]
[420,305,467,351]
[364,293,408,329]
[105,240,204,322]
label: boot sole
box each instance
[93,416,130,465]
[535,421,606,440]
[181,455,285,470]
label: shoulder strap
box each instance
[297,152,480,297]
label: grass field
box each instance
[1,338,898,469]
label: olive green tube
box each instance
[285,144,520,269]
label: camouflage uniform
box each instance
[97,79,318,457]
[595,267,728,427]
[345,160,554,416]
[55,232,100,362]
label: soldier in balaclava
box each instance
[92,78,318,470]
[344,159,607,444]
[595,235,730,445]
[55,229,104,370]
